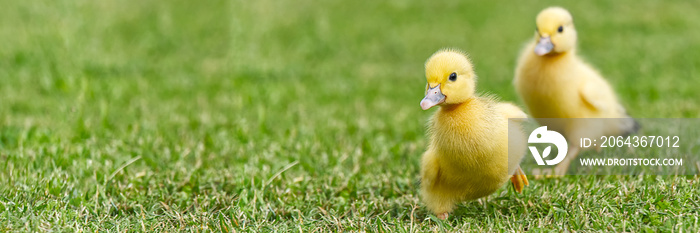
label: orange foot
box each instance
[437,212,449,220]
[511,167,530,193]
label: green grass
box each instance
[0,0,699,231]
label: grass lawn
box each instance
[1,0,699,231]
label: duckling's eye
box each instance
[557,26,564,33]
[449,72,457,81]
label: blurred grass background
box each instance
[0,0,698,231]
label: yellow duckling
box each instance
[420,49,529,220]
[514,7,639,175]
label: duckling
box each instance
[514,7,640,175]
[420,49,529,220]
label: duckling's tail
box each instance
[511,167,529,193]
[621,117,641,137]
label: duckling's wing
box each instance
[579,81,610,112]
[496,102,528,122]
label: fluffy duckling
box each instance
[514,7,639,175]
[420,49,529,220]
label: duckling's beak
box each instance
[420,84,445,110]
[534,36,554,56]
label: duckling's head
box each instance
[420,49,476,110]
[533,7,577,56]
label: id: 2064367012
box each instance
[580,136,680,148]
